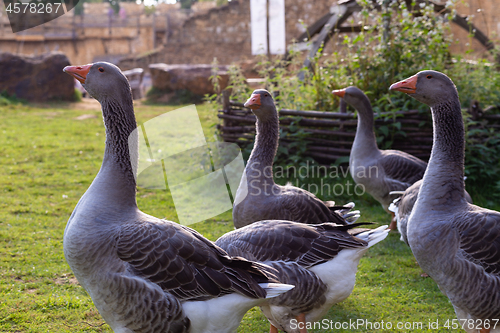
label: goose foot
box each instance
[270,325,279,333]
[479,328,490,333]
[388,212,398,230]
[296,313,308,333]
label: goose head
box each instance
[389,70,458,107]
[332,86,372,115]
[63,62,131,104]
[63,62,137,179]
[244,89,277,122]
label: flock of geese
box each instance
[62,62,500,333]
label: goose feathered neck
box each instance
[245,111,279,185]
[93,93,138,208]
[419,97,466,208]
[351,94,379,156]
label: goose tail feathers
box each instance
[259,283,295,299]
[388,199,400,215]
[328,201,361,224]
[388,191,404,214]
[355,225,390,248]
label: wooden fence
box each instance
[217,93,500,164]
[217,95,434,163]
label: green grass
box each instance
[0,100,464,332]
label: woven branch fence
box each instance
[217,94,500,164]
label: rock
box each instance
[149,63,229,96]
[0,52,74,102]
[122,68,145,100]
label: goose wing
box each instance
[276,186,351,225]
[215,221,368,268]
[264,261,327,313]
[391,180,422,245]
[379,151,427,187]
[457,207,500,275]
[116,219,278,301]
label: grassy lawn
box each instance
[0,99,468,332]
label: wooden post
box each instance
[298,0,360,80]
[222,90,231,112]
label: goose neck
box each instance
[420,99,465,204]
[352,102,379,155]
[94,97,138,207]
[245,116,279,184]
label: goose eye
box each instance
[264,94,269,97]
[426,75,432,79]
[98,67,105,73]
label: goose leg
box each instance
[388,211,397,230]
[270,325,279,333]
[479,328,490,333]
[296,313,308,333]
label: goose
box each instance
[62,62,293,333]
[332,86,427,227]
[389,179,473,245]
[215,221,389,333]
[233,89,359,229]
[390,70,500,333]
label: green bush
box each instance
[0,90,24,106]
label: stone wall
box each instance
[0,0,172,65]
[0,6,156,65]
[0,29,154,67]
[157,0,333,65]
[0,0,498,69]
[153,0,499,66]
[159,1,251,65]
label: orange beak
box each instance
[63,64,92,84]
[244,93,261,110]
[389,75,418,94]
[332,88,346,98]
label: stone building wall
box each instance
[155,0,499,66]
[159,1,251,65]
[0,0,498,68]
[0,0,157,65]
[157,0,333,65]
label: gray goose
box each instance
[216,221,389,333]
[389,179,473,245]
[391,70,500,333]
[233,89,359,229]
[332,87,427,226]
[63,62,293,333]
